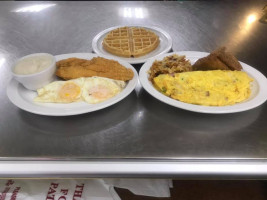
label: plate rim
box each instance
[7,53,138,116]
[139,51,267,114]
[92,25,173,64]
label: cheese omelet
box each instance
[153,70,253,106]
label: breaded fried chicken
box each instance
[192,47,242,71]
[192,54,229,71]
[56,57,134,81]
[214,47,242,71]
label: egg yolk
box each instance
[88,85,112,100]
[59,82,81,101]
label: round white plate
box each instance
[139,51,267,114]
[7,53,138,116]
[92,25,172,64]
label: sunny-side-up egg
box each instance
[82,77,126,104]
[34,77,126,104]
[34,78,85,103]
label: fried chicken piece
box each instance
[192,53,230,71]
[213,47,242,71]
[56,57,134,81]
[192,47,242,71]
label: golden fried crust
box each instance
[192,47,242,71]
[56,57,134,81]
[192,54,230,71]
[213,47,242,71]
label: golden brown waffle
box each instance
[103,27,160,58]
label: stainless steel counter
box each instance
[1,1,267,178]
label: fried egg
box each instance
[82,77,126,104]
[34,77,126,104]
[153,70,253,106]
[34,78,85,103]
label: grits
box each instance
[153,70,253,106]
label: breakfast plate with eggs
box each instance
[92,25,172,64]
[139,51,267,114]
[7,53,138,116]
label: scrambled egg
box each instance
[153,70,253,106]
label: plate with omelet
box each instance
[7,53,138,116]
[139,50,267,114]
[92,25,172,64]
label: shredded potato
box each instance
[148,54,192,81]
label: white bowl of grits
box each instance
[11,53,56,90]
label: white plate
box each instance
[139,51,267,114]
[92,25,172,64]
[7,53,138,116]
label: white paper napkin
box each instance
[104,179,172,197]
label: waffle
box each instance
[103,27,160,58]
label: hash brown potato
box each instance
[148,54,192,81]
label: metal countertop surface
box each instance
[0,1,267,177]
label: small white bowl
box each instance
[11,53,56,90]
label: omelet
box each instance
[153,70,253,106]
[34,77,126,104]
